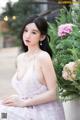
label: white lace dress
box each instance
[0,54,65,120]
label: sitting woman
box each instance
[0,15,65,120]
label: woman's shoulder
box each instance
[39,50,52,63]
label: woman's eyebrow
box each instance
[24,26,28,30]
[32,29,39,33]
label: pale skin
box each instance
[2,23,57,107]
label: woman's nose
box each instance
[26,32,31,39]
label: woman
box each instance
[0,16,65,120]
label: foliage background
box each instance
[48,7,80,100]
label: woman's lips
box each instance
[25,40,30,42]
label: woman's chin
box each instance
[24,42,30,46]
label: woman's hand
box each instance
[2,95,26,107]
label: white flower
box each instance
[62,61,77,81]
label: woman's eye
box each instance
[24,29,28,32]
[32,32,36,34]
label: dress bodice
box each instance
[11,53,48,99]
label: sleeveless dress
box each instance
[0,53,65,120]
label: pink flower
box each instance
[58,23,73,37]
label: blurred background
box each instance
[0,0,62,48]
[0,0,76,48]
[0,0,80,120]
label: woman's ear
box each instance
[40,35,46,41]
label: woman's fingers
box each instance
[2,98,13,104]
[4,102,15,106]
[2,100,15,106]
[2,97,25,107]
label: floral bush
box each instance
[49,23,80,100]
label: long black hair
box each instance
[20,15,53,58]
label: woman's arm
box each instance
[24,52,57,106]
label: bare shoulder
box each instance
[39,51,52,65]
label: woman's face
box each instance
[23,23,42,47]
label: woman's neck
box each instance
[27,45,41,55]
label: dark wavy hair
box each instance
[20,15,53,58]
